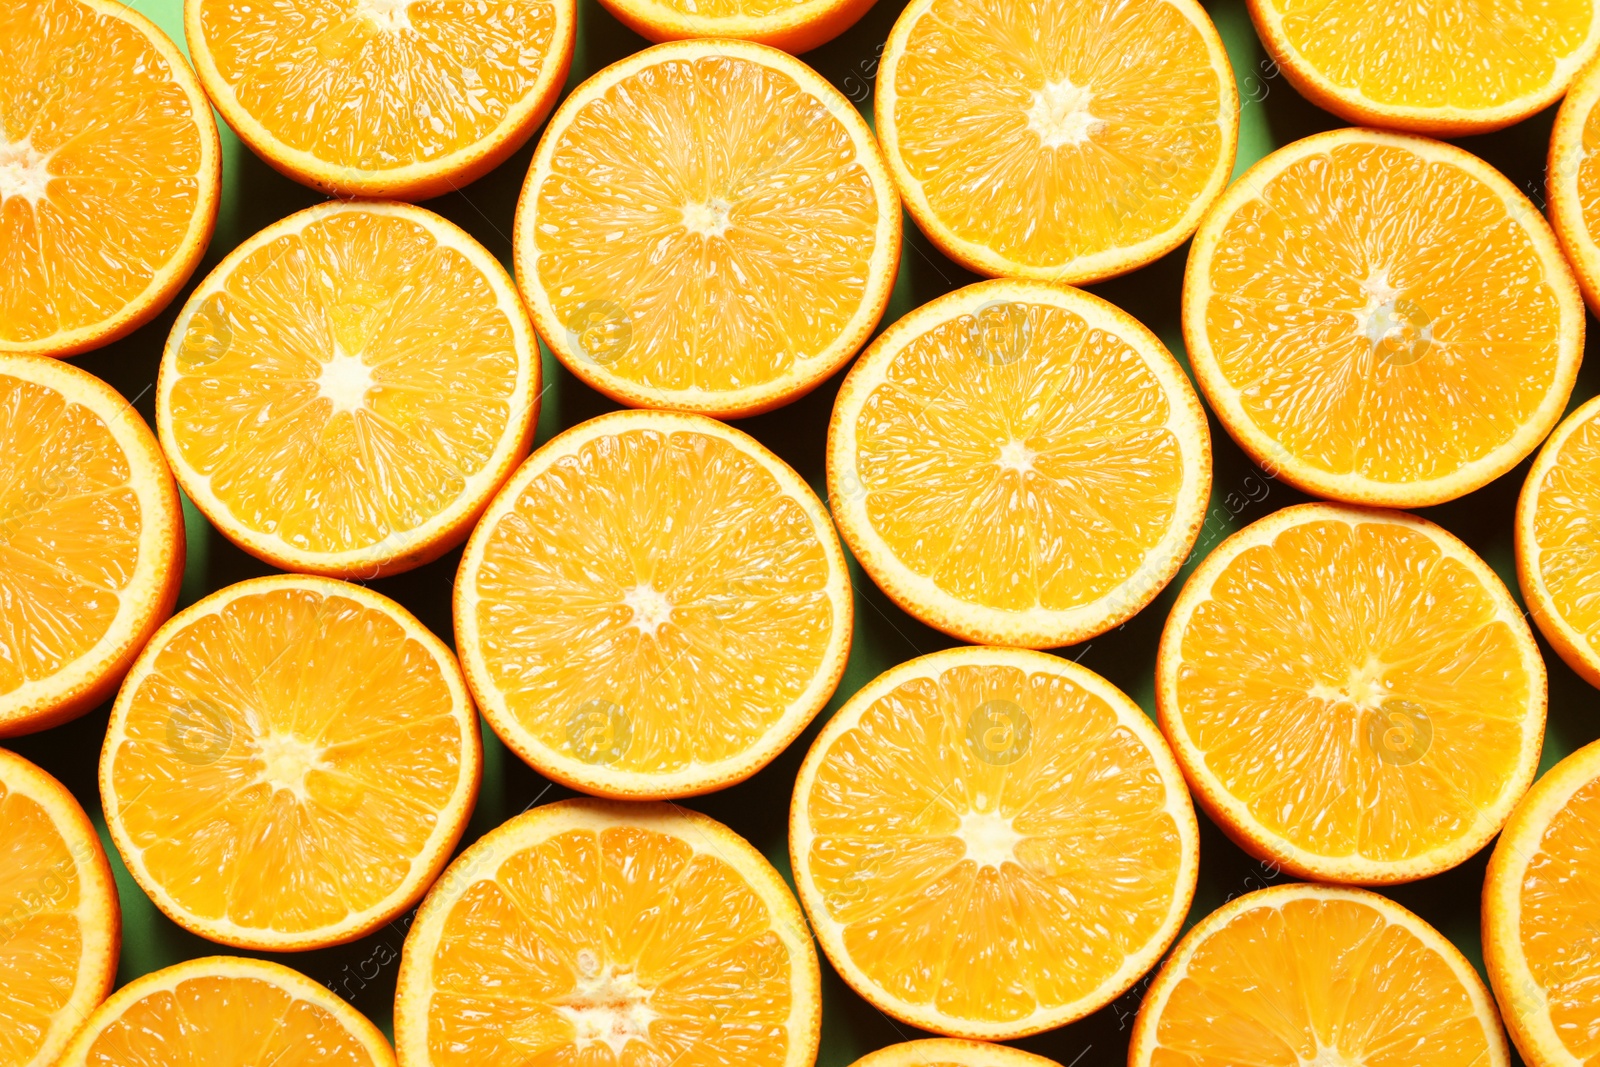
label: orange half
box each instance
[101,575,481,951]
[1549,55,1600,316]
[849,1040,1063,1067]
[594,0,878,53]
[1,0,220,356]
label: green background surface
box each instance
[13,0,1599,1064]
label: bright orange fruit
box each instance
[595,0,877,53]
[849,1040,1063,1067]
[1549,54,1600,316]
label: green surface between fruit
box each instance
[13,1,1598,1064]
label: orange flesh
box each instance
[425,825,796,1067]
[1581,98,1600,242]
[0,0,207,346]
[165,209,523,556]
[533,53,881,393]
[641,0,807,12]
[1149,896,1494,1065]
[1203,141,1562,485]
[108,587,465,935]
[804,663,1185,1026]
[1175,518,1532,863]
[1531,410,1600,652]
[853,302,1183,612]
[1272,0,1591,111]
[1519,774,1600,1061]
[0,372,139,697]
[472,427,835,774]
[889,0,1227,267]
[0,785,85,1067]
[194,0,562,172]
[82,975,379,1067]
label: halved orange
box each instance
[1184,128,1584,507]
[1,0,220,357]
[1157,503,1546,885]
[827,280,1210,649]
[1549,54,1600,316]
[185,0,575,199]
[1484,738,1600,1067]
[1248,0,1600,135]
[100,574,481,951]
[0,354,183,738]
[1130,883,1509,1067]
[875,0,1238,283]
[394,798,821,1067]
[455,410,851,799]
[1517,394,1600,690]
[58,956,397,1067]
[790,646,1199,1040]
[514,39,901,418]
[850,1040,1062,1067]
[0,748,119,1067]
[158,200,539,579]
[594,0,876,53]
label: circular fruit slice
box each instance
[100,574,481,951]
[1248,0,1600,135]
[185,0,574,199]
[1484,738,1600,1067]
[1130,883,1509,1067]
[828,280,1210,649]
[514,39,900,418]
[1157,503,1546,885]
[394,798,821,1067]
[58,956,396,1067]
[158,200,539,579]
[0,355,183,737]
[850,1040,1063,1067]
[0,749,119,1067]
[1184,128,1584,507]
[1517,395,1600,689]
[456,410,851,799]
[0,0,221,357]
[1549,57,1600,317]
[875,0,1238,283]
[595,0,875,53]
[790,646,1199,1040]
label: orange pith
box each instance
[1157,503,1545,885]
[827,281,1211,649]
[158,200,538,579]
[0,749,119,1067]
[0,355,183,738]
[876,0,1238,282]
[1184,129,1584,507]
[790,647,1198,1040]
[101,575,481,951]
[456,410,851,799]
[394,799,821,1067]
[1130,884,1509,1067]
[594,0,879,53]
[185,0,575,199]
[514,39,900,418]
[0,0,219,357]
[58,956,397,1067]
[1550,56,1600,317]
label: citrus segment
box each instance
[456,410,851,799]
[1157,503,1545,884]
[1549,55,1600,317]
[186,0,575,199]
[594,0,877,53]
[1184,129,1583,506]
[514,39,900,418]
[1248,0,1600,134]
[0,355,183,737]
[827,281,1210,648]
[394,799,821,1067]
[58,956,396,1067]
[849,1040,1062,1067]
[1484,739,1600,1067]
[1130,883,1509,1067]
[101,575,481,951]
[158,200,538,579]
[0,749,119,1067]
[876,0,1238,282]
[790,646,1198,1039]
[0,0,220,356]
